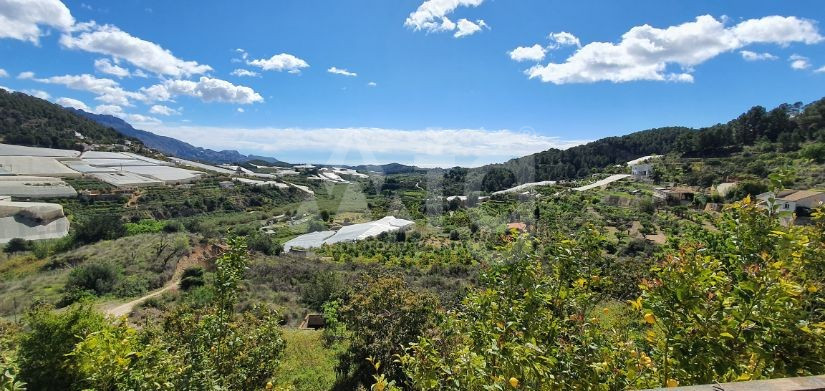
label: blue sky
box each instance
[1,0,825,166]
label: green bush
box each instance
[17,304,108,390]
[73,215,126,246]
[65,262,121,297]
[3,238,31,254]
[179,267,205,291]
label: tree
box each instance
[639,198,825,386]
[336,275,438,389]
[17,304,109,390]
[3,238,30,254]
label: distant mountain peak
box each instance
[68,108,281,165]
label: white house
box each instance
[756,190,825,213]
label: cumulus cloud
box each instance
[367,81,378,87]
[523,15,823,84]
[405,0,487,38]
[34,73,145,106]
[94,58,131,77]
[789,54,811,70]
[454,18,487,38]
[816,66,825,73]
[230,68,259,77]
[0,0,74,44]
[60,23,212,77]
[25,89,50,99]
[94,104,160,125]
[508,44,547,62]
[56,97,89,110]
[327,67,357,77]
[740,50,779,61]
[236,107,244,113]
[143,77,263,104]
[142,124,586,166]
[0,68,7,78]
[149,104,180,116]
[547,31,580,48]
[17,71,34,79]
[247,53,309,73]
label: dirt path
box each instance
[106,284,176,317]
[102,242,224,318]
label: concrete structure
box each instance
[0,200,70,243]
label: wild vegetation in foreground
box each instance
[0,96,824,390]
[0,198,823,390]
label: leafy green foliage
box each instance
[337,275,439,389]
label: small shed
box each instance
[507,222,527,233]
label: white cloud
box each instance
[0,85,12,92]
[789,54,811,70]
[524,15,824,84]
[508,44,547,62]
[405,0,487,38]
[25,89,50,99]
[454,18,486,38]
[230,68,260,77]
[144,77,263,104]
[0,68,7,78]
[94,58,131,78]
[142,124,586,166]
[236,107,244,113]
[327,67,357,77]
[247,53,309,73]
[740,50,778,61]
[60,23,212,77]
[367,81,377,87]
[0,0,74,44]
[149,104,180,116]
[94,104,160,125]
[816,65,825,73]
[17,71,34,79]
[548,31,580,48]
[56,97,89,111]
[34,73,145,106]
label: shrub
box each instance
[800,142,825,163]
[17,304,108,390]
[337,275,438,389]
[65,262,121,297]
[73,215,126,246]
[179,267,205,291]
[247,233,283,255]
[3,238,31,254]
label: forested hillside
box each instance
[474,98,825,191]
[0,90,133,149]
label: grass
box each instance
[272,329,340,391]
